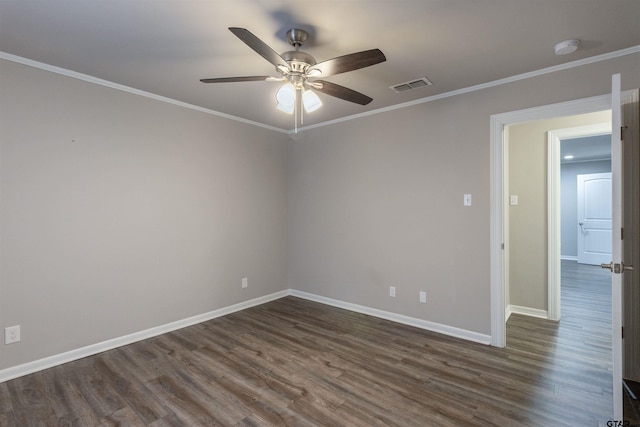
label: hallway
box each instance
[506,259,613,423]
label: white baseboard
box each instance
[1,288,494,383]
[561,255,578,261]
[289,289,492,345]
[0,290,289,383]
[506,304,549,320]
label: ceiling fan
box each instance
[201,27,386,128]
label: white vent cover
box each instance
[390,77,433,93]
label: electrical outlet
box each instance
[389,286,396,298]
[5,325,20,344]
[242,277,248,289]
[419,291,427,304]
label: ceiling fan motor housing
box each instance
[281,50,316,73]
[281,29,316,75]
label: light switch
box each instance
[510,195,519,206]
[463,194,472,206]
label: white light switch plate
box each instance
[510,195,519,206]
[463,194,472,206]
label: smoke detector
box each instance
[554,39,580,55]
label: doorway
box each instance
[504,114,614,418]
[495,102,617,424]
[490,87,639,420]
[504,111,610,322]
[548,123,612,320]
[490,94,614,348]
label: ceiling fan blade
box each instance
[313,80,373,105]
[200,76,274,83]
[311,49,386,77]
[229,27,289,69]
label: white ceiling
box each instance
[1,0,639,132]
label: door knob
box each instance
[601,262,634,273]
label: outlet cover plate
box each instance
[5,325,20,344]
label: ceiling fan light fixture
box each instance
[276,82,296,106]
[276,102,294,114]
[302,89,322,113]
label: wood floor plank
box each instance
[97,406,147,426]
[61,359,126,420]
[97,352,171,424]
[0,382,13,413]
[145,375,227,427]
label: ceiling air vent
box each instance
[390,77,433,93]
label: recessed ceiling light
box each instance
[554,39,580,55]
[564,155,574,160]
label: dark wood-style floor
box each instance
[0,261,617,426]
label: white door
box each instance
[607,73,626,421]
[577,172,612,265]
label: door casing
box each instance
[491,93,613,348]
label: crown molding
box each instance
[296,45,640,133]
[3,45,639,134]
[0,51,288,134]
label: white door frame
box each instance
[490,93,613,348]
[547,123,611,321]
[490,89,637,347]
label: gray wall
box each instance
[1,51,639,372]
[0,59,289,369]
[288,53,639,333]
[561,160,612,259]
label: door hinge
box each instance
[622,227,624,240]
[621,125,628,141]
[622,326,624,339]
